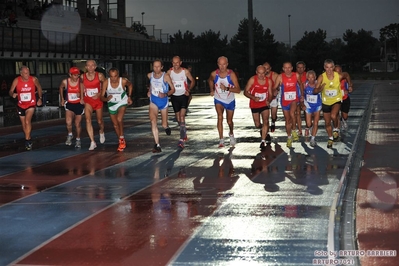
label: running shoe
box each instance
[99,131,105,144]
[178,140,185,149]
[218,139,225,148]
[286,137,292,148]
[327,139,333,149]
[117,139,126,151]
[333,130,340,142]
[270,122,276,133]
[165,127,171,135]
[89,141,97,151]
[65,135,73,146]
[310,138,316,147]
[265,133,272,144]
[25,140,32,151]
[292,130,299,142]
[341,119,348,131]
[260,141,266,149]
[152,144,162,153]
[229,134,236,147]
[75,139,81,148]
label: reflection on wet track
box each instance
[0,83,373,266]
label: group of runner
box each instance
[253,59,352,148]
[210,57,353,149]
[58,60,133,152]
[10,60,133,151]
[9,57,353,152]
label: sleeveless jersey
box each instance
[16,76,36,109]
[340,79,349,100]
[299,72,307,84]
[150,72,169,98]
[249,75,270,109]
[65,78,81,104]
[213,69,235,104]
[106,77,128,112]
[321,72,342,105]
[280,72,299,106]
[83,72,101,100]
[266,71,276,88]
[170,68,188,96]
[303,82,321,109]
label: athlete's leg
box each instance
[84,104,95,142]
[215,103,225,139]
[149,103,160,144]
[260,109,270,140]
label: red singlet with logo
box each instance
[16,76,36,109]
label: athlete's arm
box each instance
[267,78,273,103]
[33,77,43,106]
[146,73,152,98]
[185,69,196,91]
[164,73,175,97]
[272,74,282,96]
[341,72,353,93]
[59,79,67,106]
[208,71,216,96]
[272,72,278,85]
[80,77,85,104]
[79,82,85,105]
[296,72,304,102]
[228,71,241,93]
[98,72,106,83]
[100,78,110,102]
[243,77,255,100]
[9,78,18,98]
[123,78,133,105]
[314,75,324,94]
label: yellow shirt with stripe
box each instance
[321,72,342,105]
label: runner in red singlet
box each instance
[9,65,43,150]
[82,60,106,150]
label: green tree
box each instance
[292,29,328,71]
[171,30,196,45]
[229,18,279,69]
[327,38,346,68]
[131,22,148,38]
[379,23,399,64]
[343,29,380,71]
[195,30,228,63]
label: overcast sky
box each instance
[126,0,399,44]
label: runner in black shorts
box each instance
[334,65,353,131]
[59,67,85,148]
[167,56,195,149]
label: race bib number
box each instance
[255,92,266,101]
[173,81,185,89]
[306,94,318,104]
[86,88,98,97]
[20,92,31,102]
[151,83,164,96]
[173,80,186,94]
[109,94,121,102]
[68,93,79,101]
[284,91,296,101]
[325,89,337,97]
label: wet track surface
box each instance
[0,81,394,265]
